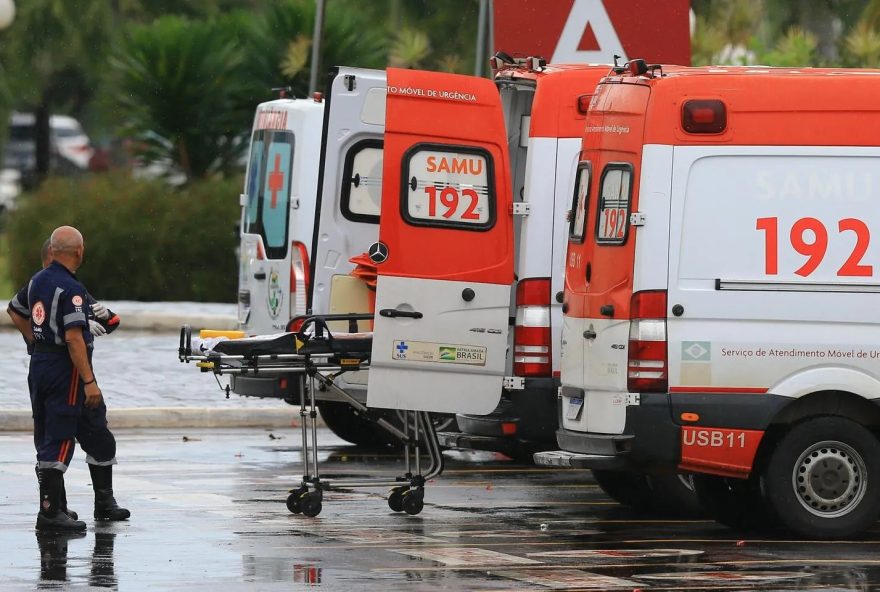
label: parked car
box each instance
[2,112,94,173]
[0,168,21,215]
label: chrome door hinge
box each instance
[511,202,531,216]
[630,212,646,226]
[503,376,526,390]
[626,393,641,406]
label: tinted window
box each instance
[341,139,383,223]
[569,162,591,242]
[402,144,495,231]
[595,164,632,246]
[242,129,294,259]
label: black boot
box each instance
[36,469,87,532]
[35,465,78,520]
[88,465,130,521]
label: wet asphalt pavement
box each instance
[2,428,880,591]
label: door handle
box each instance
[379,309,423,319]
[253,272,267,280]
[583,329,597,340]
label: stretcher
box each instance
[178,313,443,517]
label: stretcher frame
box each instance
[178,313,444,516]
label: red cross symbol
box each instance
[268,153,284,208]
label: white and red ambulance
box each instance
[536,61,880,538]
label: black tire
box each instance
[388,487,406,512]
[300,493,323,518]
[402,489,424,516]
[318,401,388,447]
[762,417,880,539]
[286,492,302,514]
[692,474,772,531]
[646,474,704,517]
[592,470,654,510]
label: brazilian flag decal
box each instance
[439,347,457,361]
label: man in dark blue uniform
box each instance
[8,226,129,531]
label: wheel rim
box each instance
[792,440,867,518]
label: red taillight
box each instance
[627,290,668,393]
[290,241,310,318]
[256,241,266,261]
[682,99,727,134]
[514,278,552,377]
[576,94,593,115]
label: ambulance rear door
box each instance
[368,69,514,414]
[310,68,386,328]
[240,103,302,333]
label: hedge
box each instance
[6,172,242,302]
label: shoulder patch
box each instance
[32,302,46,325]
[72,295,83,306]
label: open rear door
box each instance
[367,69,514,414]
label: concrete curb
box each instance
[0,407,324,432]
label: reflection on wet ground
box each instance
[2,427,880,590]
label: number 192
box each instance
[756,216,873,277]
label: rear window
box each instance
[401,144,495,231]
[242,129,295,259]
[595,164,633,245]
[341,139,383,223]
[569,162,591,243]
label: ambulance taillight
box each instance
[514,278,552,377]
[290,241,310,319]
[627,290,668,393]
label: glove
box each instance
[89,319,108,337]
[91,302,110,321]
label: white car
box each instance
[3,112,94,172]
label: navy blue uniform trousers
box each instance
[29,351,116,471]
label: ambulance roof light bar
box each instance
[271,86,295,99]
[610,57,664,79]
[490,51,546,73]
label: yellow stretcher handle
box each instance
[196,362,215,369]
[199,330,246,339]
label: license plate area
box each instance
[566,396,584,420]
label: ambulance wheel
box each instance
[300,492,323,517]
[286,486,307,514]
[318,401,388,447]
[591,470,653,511]
[762,417,880,539]
[388,486,407,512]
[402,489,424,516]
[692,474,770,531]
[646,474,704,517]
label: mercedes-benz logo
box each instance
[368,241,389,264]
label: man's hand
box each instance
[89,319,107,337]
[91,302,110,321]
[84,381,103,408]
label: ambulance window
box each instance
[595,164,632,245]
[242,129,295,259]
[402,144,495,231]
[569,162,591,243]
[341,139,383,223]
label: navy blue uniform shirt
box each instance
[27,261,93,349]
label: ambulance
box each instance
[535,61,880,538]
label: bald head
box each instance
[49,226,84,272]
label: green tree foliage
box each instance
[108,15,252,181]
[7,173,241,301]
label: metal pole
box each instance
[309,0,327,94]
[475,0,489,77]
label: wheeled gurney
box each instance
[178,313,443,517]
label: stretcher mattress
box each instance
[199,331,373,357]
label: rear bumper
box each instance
[545,390,791,474]
[454,376,558,445]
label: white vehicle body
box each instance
[539,64,880,538]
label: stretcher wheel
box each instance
[388,486,408,512]
[286,486,307,514]
[402,489,424,516]
[300,492,323,517]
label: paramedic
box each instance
[9,226,129,531]
[8,238,119,523]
